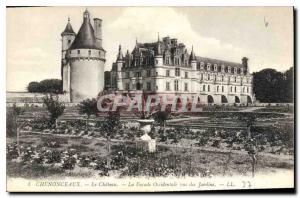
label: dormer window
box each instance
[207,63,211,71]
[200,62,204,70]
[214,64,218,71]
[221,65,225,72]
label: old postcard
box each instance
[6,6,294,192]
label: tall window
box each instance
[221,75,224,81]
[174,80,179,91]
[184,83,188,91]
[200,73,203,80]
[217,86,219,92]
[135,72,141,77]
[166,82,170,91]
[235,86,237,93]
[147,82,151,91]
[88,50,91,56]
[234,76,237,82]
[146,70,151,77]
[208,74,210,80]
[208,85,210,92]
[222,86,224,92]
[203,85,206,91]
[175,68,180,77]
[166,70,170,77]
[126,83,130,90]
[185,72,188,78]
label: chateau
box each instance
[61,9,254,104]
[61,9,106,102]
[105,36,255,104]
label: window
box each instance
[88,50,91,56]
[235,86,237,93]
[126,83,130,90]
[203,85,206,91]
[217,86,219,92]
[222,86,224,92]
[247,87,249,93]
[208,85,210,92]
[184,83,188,91]
[208,74,210,80]
[185,72,188,78]
[146,70,151,77]
[200,73,203,80]
[166,56,170,65]
[166,70,170,77]
[221,75,224,82]
[230,86,233,92]
[147,82,151,91]
[135,72,141,77]
[175,68,180,77]
[77,50,80,54]
[234,77,237,82]
[68,40,71,44]
[174,80,179,91]
[166,82,170,91]
[136,83,141,90]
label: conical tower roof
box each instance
[61,17,76,36]
[69,10,100,50]
[117,45,124,61]
[189,45,196,61]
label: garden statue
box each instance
[136,119,156,152]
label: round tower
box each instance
[67,9,106,102]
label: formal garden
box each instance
[6,95,294,179]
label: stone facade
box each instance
[61,10,106,103]
[106,36,255,104]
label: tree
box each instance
[27,81,40,93]
[78,99,99,125]
[253,68,293,103]
[27,79,63,94]
[154,111,170,130]
[6,104,24,137]
[101,111,121,168]
[284,67,294,103]
[42,94,65,127]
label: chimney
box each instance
[242,57,249,73]
[93,18,102,48]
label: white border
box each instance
[1,0,297,197]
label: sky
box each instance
[6,6,293,91]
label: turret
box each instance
[116,45,124,90]
[189,46,197,70]
[154,33,163,66]
[61,17,76,92]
